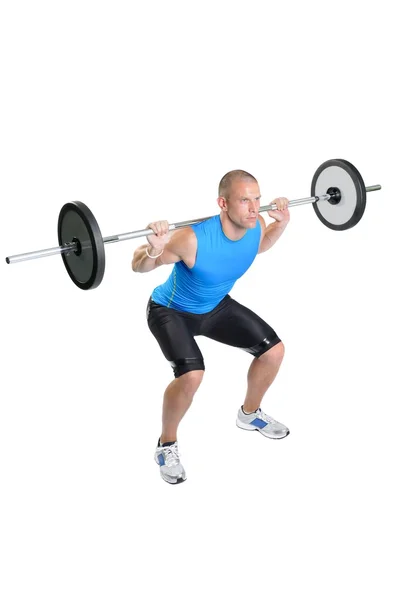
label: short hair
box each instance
[218,170,258,200]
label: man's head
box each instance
[217,170,261,230]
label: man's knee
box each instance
[170,358,205,380]
[181,369,205,384]
[177,369,204,393]
[258,340,285,363]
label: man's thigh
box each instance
[201,296,282,357]
[146,298,205,377]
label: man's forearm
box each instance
[132,244,162,273]
[262,220,289,250]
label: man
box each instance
[132,170,290,484]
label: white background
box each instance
[1,1,397,598]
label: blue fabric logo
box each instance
[250,418,268,429]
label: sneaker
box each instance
[236,406,289,439]
[154,440,187,484]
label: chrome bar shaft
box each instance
[6,242,78,264]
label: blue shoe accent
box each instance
[250,417,268,429]
[158,453,165,466]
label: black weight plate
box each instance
[311,159,367,230]
[57,201,105,290]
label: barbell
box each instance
[5,158,381,291]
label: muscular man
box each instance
[132,170,290,484]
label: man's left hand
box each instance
[267,197,290,223]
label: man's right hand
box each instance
[146,220,170,251]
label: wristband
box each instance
[145,246,164,259]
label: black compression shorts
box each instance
[146,295,282,378]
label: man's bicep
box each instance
[158,245,181,266]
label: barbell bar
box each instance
[6,187,380,264]
[5,158,381,290]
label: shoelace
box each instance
[162,443,180,467]
[255,409,276,424]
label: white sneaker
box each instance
[154,440,187,484]
[236,406,289,439]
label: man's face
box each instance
[221,179,261,229]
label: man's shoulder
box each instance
[168,226,197,256]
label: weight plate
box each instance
[57,201,105,290]
[311,159,367,230]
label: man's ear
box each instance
[217,196,228,211]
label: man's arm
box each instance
[132,227,196,273]
[258,201,290,254]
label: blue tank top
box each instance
[151,215,261,313]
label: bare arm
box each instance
[132,227,196,273]
[258,199,290,254]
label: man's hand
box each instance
[267,197,290,223]
[146,220,171,253]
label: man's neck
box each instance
[219,211,247,241]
